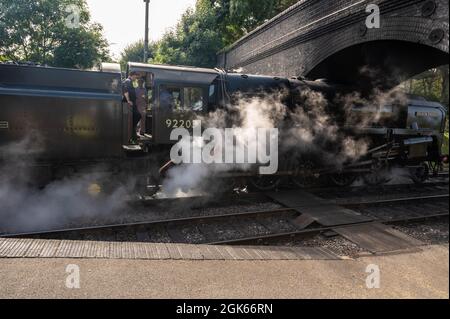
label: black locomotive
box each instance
[0,62,447,193]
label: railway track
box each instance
[310,178,448,199]
[129,177,449,210]
[3,192,448,245]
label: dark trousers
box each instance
[131,106,142,139]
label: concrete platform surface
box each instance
[0,244,448,299]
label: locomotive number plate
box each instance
[0,121,8,129]
[166,119,193,129]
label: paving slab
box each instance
[0,245,447,298]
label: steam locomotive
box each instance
[0,62,447,193]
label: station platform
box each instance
[0,238,339,260]
[0,244,447,298]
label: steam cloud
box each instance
[159,77,409,196]
[159,92,287,197]
[0,135,131,233]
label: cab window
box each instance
[184,87,203,111]
[159,85,204,112]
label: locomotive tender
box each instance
[0,62,447,192]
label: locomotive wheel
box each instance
[249,175,281,191]
[363,168,392,186]
[291,174,321,188]
[290,161,321,188]
[330,172,358,187]
[409,163,429,184]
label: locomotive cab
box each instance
[126,63,219,145]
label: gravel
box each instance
[2,180,447,259]
[352,198,449,221]
[393,217,449,245]
[304,236,367,259]
[0,200,283,235]
[322,183,449,205]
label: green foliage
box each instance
[443,132,449,155]
[405,66,449,110]
[0,0,110,69]
[226,0,298,42]
[147,0,298,68]
[405,66,449,154]
[152,5,223,68]
[119,40,156,70]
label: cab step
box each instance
[122,144,143,152]
[137,134,153,141]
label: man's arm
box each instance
[124,92,133,106]
[122,80,133,106]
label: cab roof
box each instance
[127,62,219,75]
[127,62,220,86]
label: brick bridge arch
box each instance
[218,0,449,89]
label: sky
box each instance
[85,0,197,59]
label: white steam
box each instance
[158,82,409,196]
[0,136,131,233]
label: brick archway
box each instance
[219,0,449,90]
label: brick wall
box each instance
[218,0,449,80]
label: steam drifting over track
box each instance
[2,179,448,255]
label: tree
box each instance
[120,40,156,70]
[0,0,110,69]
[150,0,299,68]
[210,0,298,44]
[404,65,449,115]
[151,5,222,68]
[438,65,449,108]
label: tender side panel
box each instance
[0,65,124,161]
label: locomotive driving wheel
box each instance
[409,162,429,184]
[249,175,281,191]
[290,160,321,188]
[330,172,358,187]
[363,162,392,186]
